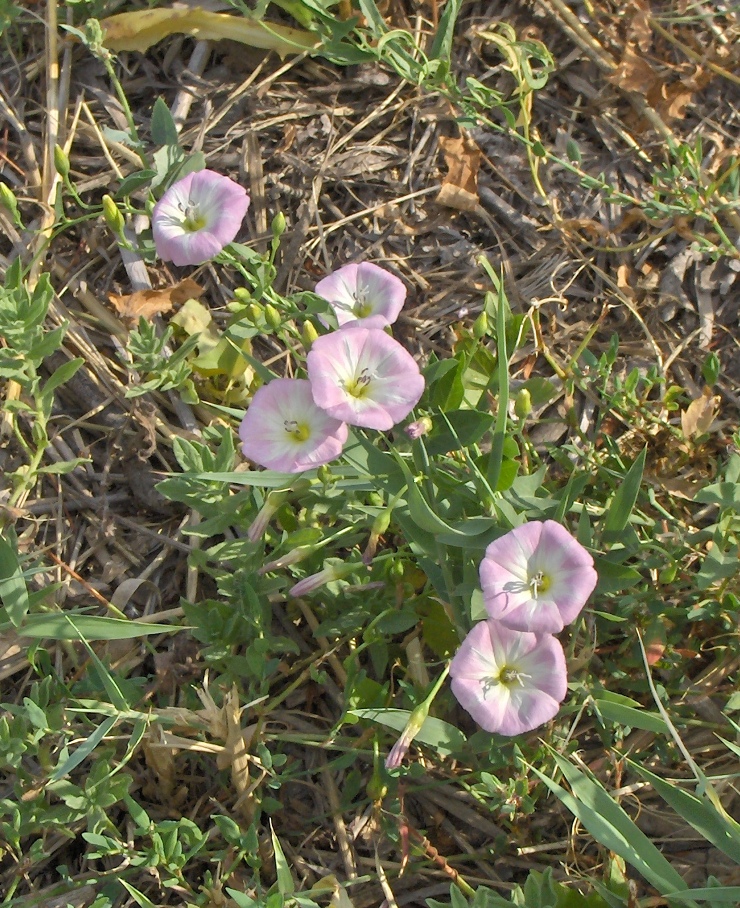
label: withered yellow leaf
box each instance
[100,7,319,57]
[109,278,204,324]
[681,387,719,439]
[436,134,481,213]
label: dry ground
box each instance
[0,0,739,904]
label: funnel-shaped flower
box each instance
[481,520,597,633]
[153,170,250,266]
[239,379,348,473]
[307,326,424,430]
[450,620,567,736]
[316,263,406,327]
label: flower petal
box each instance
[239,378,347,473]
[307,326,424,429]
[316,262,406,326]
[450,620,568,736]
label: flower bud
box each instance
[233,288,252,303]
[0,183,21,226]
[301,320,319,350]
[246,302,263,323]
[102,194,125,236]
[271,211,286,238]
[514,388,532,419]
[472,311,488,339]
[405,417,432,440]
[54,145,70,179]
[264,304,282,330]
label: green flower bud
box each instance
[264,304,281,330]
[102,194,125,235]
[271,211,286,238]
[0,183,21,226]
[233,288,252,303]
[54,145,70,179]
[301,320,319,350]
[472,311,488,339]
[246,303,263,323]
[514,388,532,419]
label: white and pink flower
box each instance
[239,379,347,474]
[306,325,424,430]
[152,170,249,266]
[316,262,406,327]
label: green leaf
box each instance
[0,533,29,626]
[14,613,179,640]
[115,169,158,198]
[40,357,84,399]
[225,892,259,908]
[349,708,466,756]
[592,699,668,733]
[150,96,180,147]
[662,888,740,905]
[530,751,694,904]
[50,715,118,782]
[629,762,740,865]
[602,447,646,537]
[271,823,295,895]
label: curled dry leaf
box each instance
[436,134,481,213]
[681,387,720,439]
[109,278,204,325]
[100,7,318,56]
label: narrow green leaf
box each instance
[593,699,668,734]
[271,823,295,895]
[603,447,646,536]
[0,534,29,626]
[531,751,693,904]
[41,357,84,398]
[663,888,740,904]
[349,707,466,756]
[630,762,740,865]
[50,715,118,782]
[14,613,178,640]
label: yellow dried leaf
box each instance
[109,278,203,324]
[100,7,319,57]
[681,387,719,438]
[436,134,481,212]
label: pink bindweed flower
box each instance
[306,325,425,430]
[405,417,432,440]
[239,379,348,473]
[480,520,597,634]
[449,620,567,736]
[152,170,250,266]
[288,560,360,597]
[315,262,407,327]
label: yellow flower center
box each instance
[284,419,311,442]
[182,203,206,232]
[345,367,373,399]
[529,570,551,599]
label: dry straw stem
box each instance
[534,0,674,142]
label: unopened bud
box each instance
[246,303,262,323]
[472,311,488,339]
[405,417,432,440]
[0,183,21,226]
[363,508,393,564]
[233,288,252,303]
[54,145,70,179]
[302,320,319,350]
[102,194,125,235]
[317,465,332,485]
[514,388,532,419]
[271,211,286,238]
[264,304,281,330]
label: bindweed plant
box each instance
[1,2,739,906]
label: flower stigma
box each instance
[344,367,374,399]
[529,570,550,599]
[284,419,311,442]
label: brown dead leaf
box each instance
[627,0,652,53]
[681,387,720,438]
[109,278,204,324]
[607,44,658,94]
[100,7,318,56]
[436,134,481,213]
